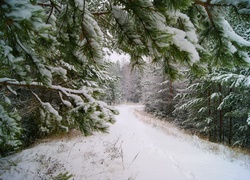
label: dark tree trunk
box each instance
[219,84,223,143]
[228,88,232,145]
[208,90,211,140]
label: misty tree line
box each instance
[102,60,142,105]
[105,62,250,149]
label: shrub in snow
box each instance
[0,104,22,157]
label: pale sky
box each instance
[104,48,130,63]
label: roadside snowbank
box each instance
[0,105,250,180]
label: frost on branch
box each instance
[81,11,104,63]
[1,0,54,85]
[33,82,118,135]
[166,27,200,63]
[218,18,250,64]
[0,77,118,144]
[211,0,250,15]
[111,6,144,48]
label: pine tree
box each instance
[101,61,123,105]
[120,62,143,103]
[174,68,250,147]
[0,0,119,155]
[0,103,22,156]
[143,63,177,117]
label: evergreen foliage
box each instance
[174,68,250,147]
[0,103,22,156]
[101,61,123,105]
[142,64,178,118]
[120,63,143,103]
[53,172,73,180]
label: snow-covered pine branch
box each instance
[80,10,104,64]
[0,104,22,156]
[0,78,118,135]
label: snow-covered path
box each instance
[1,105,250,180]
[110,105,250,180]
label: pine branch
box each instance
[37,3,51,7]
[82,0,86,20]
[30,89,43,104]
[111,7,142,48]
[0,79,92,101]
[38,1,61,12]
[193,0,250,15]
[92,11,110,16]
[58,3,69,34]
[46,6,54,24]
[194,0,222,46]
[199,26,213,44]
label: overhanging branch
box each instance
[0,78,92,100]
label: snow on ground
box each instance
[1,105,250,180]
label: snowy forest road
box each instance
[1,105,250,180]
[108,105,250,180]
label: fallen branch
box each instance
[128,152,139,169]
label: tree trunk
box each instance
[228,88,232,145]
[219,84,223,143]
[208,89,211,141]
[213,98,217,142]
